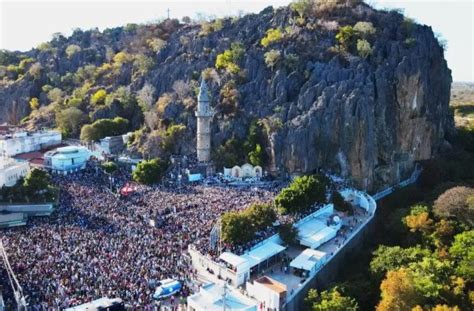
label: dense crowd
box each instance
[0,166,279,309]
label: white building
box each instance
[0,130,61,156]
[0,157,30,187]
[246,276,287,311]
[187,283,258,311]
[223,163,263,179]
[44,146,91,173]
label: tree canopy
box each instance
[132,158,168,185]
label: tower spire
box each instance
[195,76,214,163]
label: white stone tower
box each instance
[195,78,214,162]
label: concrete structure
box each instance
[0,157,29,187]
[0,130,61,157]
[195,79,214,162]
[0,212,27,228]
[187,283,258,311]
[224,164,263,179]
[246,276,287,311]
[99,135,125,155]
[44,146,91,173]
[64,297,124,310]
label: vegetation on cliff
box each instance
[0,0,452,190]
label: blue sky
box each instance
[0,0,472,81]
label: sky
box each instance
[0,0,472,81]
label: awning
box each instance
[290,248,327,272]
[242,241,286,269]
[219,252,250,271]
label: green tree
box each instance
[370,245,431,279]
[56,107,87,137]
[275,175,328,214]
[80,117,129,142]
[132,158,168,185]
[279,223,299,246]
[306,287,359,311]
[449,230,474,280]
[246,203,277,231]
[248,144,265,166]
[161,124,186,155]
[221,211,255,245]
[23,168,51,196]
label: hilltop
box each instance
[0,0,452,190]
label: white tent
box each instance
[242,241,286,269]
[290,249,327,274]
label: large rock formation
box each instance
[0,1,452,190]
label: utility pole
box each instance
[167,8,170,20]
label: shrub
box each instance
[80,117,129,142]
[264,49,281,70]
[356,39,373,58]
[336,25,356,50]
[29,97,40,110]
[147,38,166,53]
[290,0,312,18]
[65,44,81,58]
[215,42,244,74]
[261,28,284,47]
[91,89,107,106]
[353,21,376,38]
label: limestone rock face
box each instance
[0,3,452,190]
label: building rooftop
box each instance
[188,282,257,311]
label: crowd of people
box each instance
[0,166,279,309]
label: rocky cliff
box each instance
[0,1,452,190]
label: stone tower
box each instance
[195,78,214,162]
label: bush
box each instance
[29,97,40,110]
[132,158,168,185]
[65,44,81,58]
[336,26,356,50]
[356,39,373,58]
[290,0,312,18]
[353,22,376,38]
[215,42,244,74]
[264,49,281,69]
[91,89,107,106]
[261,28,284,47]
[305,287,359,311]
[80,117,129,142]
